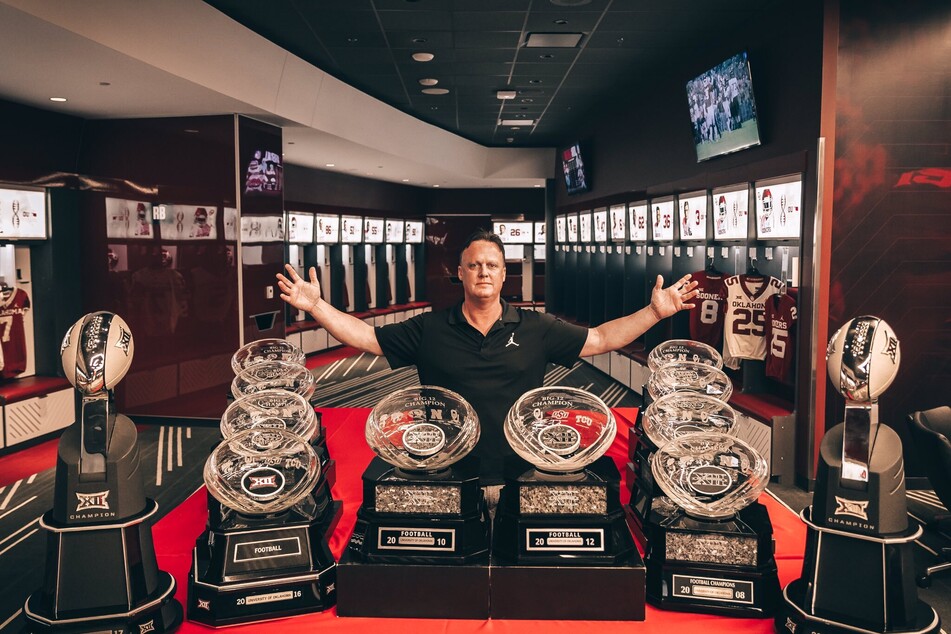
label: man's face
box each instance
[458,240,505,302]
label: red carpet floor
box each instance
[154,407,806,633]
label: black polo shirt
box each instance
[375,300,588,484]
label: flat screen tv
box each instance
[492,221,533,244]
[405,220,424,244]
[364,217,384,244]
[628,202,648,242]
[341,215,363,244]
[561,143,590,195]
[609,204,626,242]
[677,192,708,242]
[385,219,405,243]
[686,51,761,162]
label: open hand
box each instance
[650,274,699,320]
[276,264,322,313]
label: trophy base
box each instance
[488,552,646,620]
[335,548,489,619]
[778,579,940,634]
[493,457,637,566]
[24,499,183,633]
[348,456,489,564]
[645,502,781,617]
[188,510,338,626]
[775,506,937,633]
[24,572,181,634]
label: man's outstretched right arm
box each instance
[276,264,384,356]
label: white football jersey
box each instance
[722,274,783,369]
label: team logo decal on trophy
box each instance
[188,340,338,626]
[25,312,183,633]
[777,317,940,634]
[337,386,490,619]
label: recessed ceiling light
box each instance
[422,88,449,95]
[287,141,295,145]
[497,90,517,100]
[500,119,535,126]
[524,32,584,48]
[49,97,67,102]
[506,138,514,143]
[326,163,335,167]
[529,79,543,84]
[418,78,439,86]
[511,127,521,131]
[402,179,410,182]
[433,184,440,188]
[539,54,555,60]
[553,19,568,25]
[412,51,434,62]
[99,81,111,86]
[549,0,592,6]
[534,184,542,188]
[347,37,359,43]
[521,98,534,103]
[184,129,199,134]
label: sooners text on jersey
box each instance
[688,270,728,347]
[765,292,798,382]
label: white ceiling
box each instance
[0,0,553,189]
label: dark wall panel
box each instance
[825,0,951,471]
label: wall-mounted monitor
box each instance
[628,202,648,242]
[566,213,579,242]
[533,244,546,261]
[650,199,675,242]
[677,192,708,242]
[341,215,363,243]
[711,184,749,241]
[686,51,761,162]
[755,175,802,240]
[0,187,47,240]
[385,219,405,243]
[579,211,593,243]
[561,143,590,195]
[364,217,384,244]
[315,214,340,243]
[609,204,626,242]
[555,215,567,243]
[405,220,424,244]
[534,222,546,244]
[493,221,533,244]
[592,208,608,243]
[287,212,314,244]
[106,197,152,240]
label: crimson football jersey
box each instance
[722,274,783,369]
[688,270,728,348]
[765,292,798,382]
[0,287,30,378]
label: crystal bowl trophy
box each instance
[337,386,491,619]
[230,338,306,374]
[231,360,316,401]
[188,427,337,626]
[25,312,182,633]
[629,341,732,538]
[777,317,940,634]
[490,386,644,621]
[645,430,780,617]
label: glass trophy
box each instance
[188,428,337,626]
[648,339,723,372]
[217,389,339,535]
[779,316,940,634]
[25,312,183,633]
[493,386,636,565]
[338,386,490,619]
[646,361,733,402]
[231,360,316,401]
[642,392,738,448]
[231,338,306,374]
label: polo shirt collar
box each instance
[448,300,522,326]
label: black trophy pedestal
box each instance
[493,456,637,566]
[24,499,183,633]
[776,507,941,634]
[489,552,645,620]
[645,500,780,618]
[188,506,339,627]
[626,423,664,537]
[336,550,490,618]
[490,456,645,621]
[337,455,490,618]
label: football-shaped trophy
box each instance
[489,387,644,621]
[337,386,491,619]
[231,338,306,374]
[778,317,940,634]
[25,312,183,633]
[188,345,337,626]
